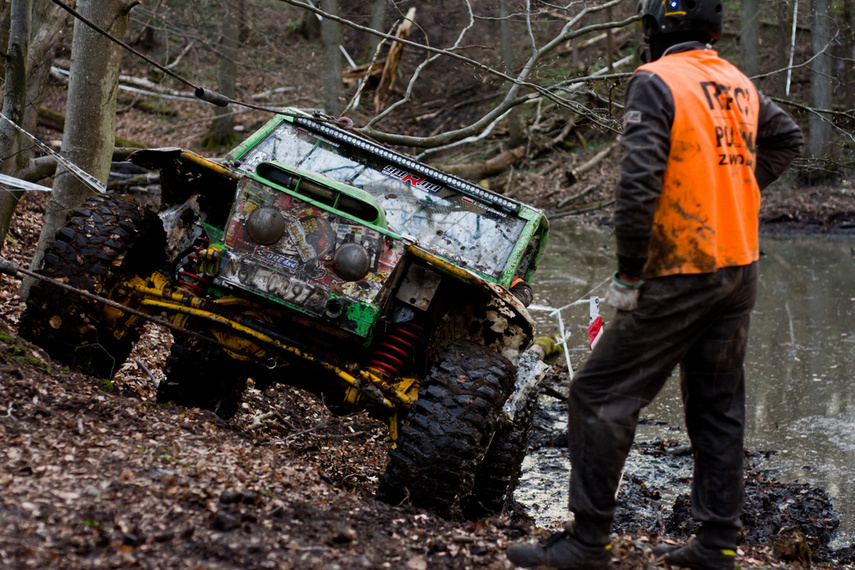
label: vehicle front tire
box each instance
[375,340,515,520]
[19,194,166,378]
[465,382,539,519]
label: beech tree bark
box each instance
[201,0,242,150]
[500,0,522,148]
[366,0,387,59]
[24,0,133,296]
[0,0,31,249]
[843,0,855,113]
[740,0,760,80]
[320,0,342,116]
[808,0,832,170]
[0,1,69,251]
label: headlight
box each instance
[333,243,371,281]
[246,206,286,245]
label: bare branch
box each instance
[548,198,616,220]
[358,1,636,146]
[280,0,636,143]
[770,97,855,144]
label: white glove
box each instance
[604,273,644,311]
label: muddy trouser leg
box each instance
[681,264,757,549]
[566,264,758,548]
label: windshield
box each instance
[230,119,527,279]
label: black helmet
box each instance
[639,0,723,42]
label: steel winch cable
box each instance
[0,111,106,193]
[0,257,243,356]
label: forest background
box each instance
[0,0,853,263]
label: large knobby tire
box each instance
[19,194,166,378]
[157,336,248,420]
[465,384,539,519]
[376,340,516,520]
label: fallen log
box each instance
[342,61,386,84]
[547,198,616,220]
[36,107,149,149]
[11,148,150,185]
[117,95,178,117]
[37,107,65,132]
[435,145,526,182]
[564,139,619,185]
[556,183,598,209]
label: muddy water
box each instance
[519,221,855,544]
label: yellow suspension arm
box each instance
[137,298,417,411]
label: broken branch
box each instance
[374,7,417,113]
[564,139,619,185]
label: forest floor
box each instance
[1,186,853,569]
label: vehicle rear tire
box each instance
[465,384,539,519]
[375,340,515,520]
[19,194,166,378]
[157,336,248,420]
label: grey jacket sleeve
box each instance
[612,70,674,276]
[754,92,803,189]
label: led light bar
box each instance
[292,116,521,215]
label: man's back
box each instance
[637,48,761,277]
[613,43,803,280]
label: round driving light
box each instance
[246,206,286,245]
[333,243,371,281]
[325,298,344,319]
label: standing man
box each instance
[507,0,803,568]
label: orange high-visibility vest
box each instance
[638,50,760,277]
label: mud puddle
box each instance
[516,372,852,563]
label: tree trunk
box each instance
[499,0,522,148]
[741,0,760,79]
[366,0,387,59]
[24,0,131,296]
[808,0,832,171]
[320,0,342,116]
[0,0,31,250]
[0,3,12,80]
[374,7,415,113]
[24,1,68,135]
[201,0,241,150]
[843,0,855,113]
[772,0,792,96]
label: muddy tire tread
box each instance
[19,194,165,378]
[376,340,515,520]
[466,386,539,518]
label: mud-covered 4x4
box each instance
[19,109,549,520]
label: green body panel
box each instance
[343,301,381,338]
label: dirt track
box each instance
[0,316,806,570]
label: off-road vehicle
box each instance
[18,109,549,520]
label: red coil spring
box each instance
[176,238,212,294]
[367,322,425,378]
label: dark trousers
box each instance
[567,263,758,548]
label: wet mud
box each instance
[523,366,855,564]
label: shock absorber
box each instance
[175,237,212,294]
[367,321,425,378]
